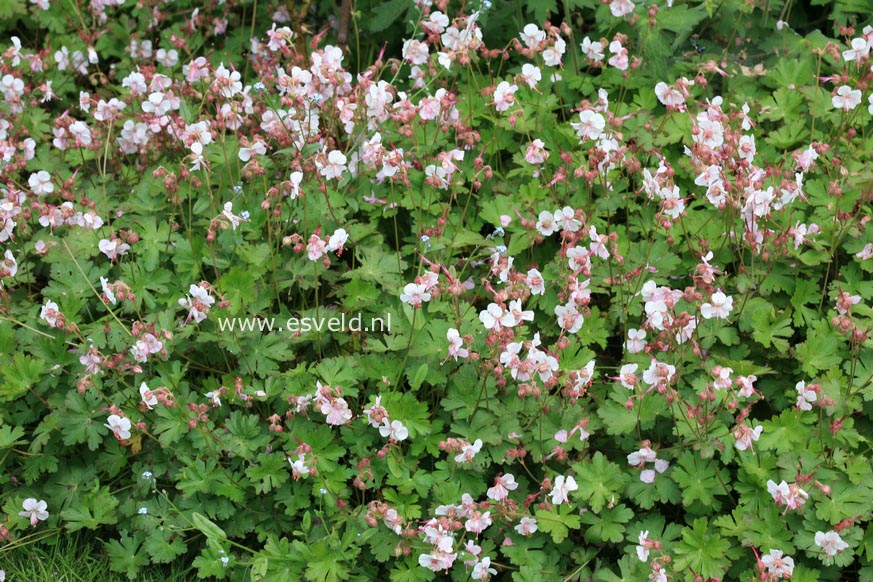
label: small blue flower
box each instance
[319,488,328,495]
[141,471,153,481]
[420,235,430,243]
[220,556,229,566]
[232,184,243,194]
[138,507,148,515]
[240,210,250,220]
[495,245,507,255]
[253,81,266,92]
[493,227,505,238]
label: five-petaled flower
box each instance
[19,498,49,526]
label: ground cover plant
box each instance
[1,0,873,580]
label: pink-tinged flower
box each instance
[486,474,519,501]
[238,140,267,162]
[520,270,544,297]
[549,475,578,505]
[542,37,565,67]
[626,328,646,353]
[465,510,492,534]
[535,210,558,236]
[131,333,163,362]
[693,113,724,148]
[610,0,635,17]
[319,150,348,180]
[447,328,469,360]
[736,375,757,398]
[79,348,102,374]
[514,516,538,536]
[856,243,873,260]
[39,300,60,327]
[28,171,54,196]
[98,239,131,260]
[553,206,582,232]
[99,276,116,305]
[422,11,449,34]
[379,419,409,441]
[139,382,158,410]
[362,396,387,428]
[733,423,763,451]
[418,550,456,572]
[655,81,685,108]
[795,381,817,411]
[402,39,429,65]
[400,282,431,307]
[289,453,311,480]
[815,530,849,557]
[307,235,327,261]
[842,38,870,62]
[579,37,604,61]
[607,40,628,70]
[326,228,349,253]
[479,303,505,331]
[701,290,733,319]
[761,549,795,578]
[106,414,132,440]
[525,139,549,164]
[627,447,657,466]
[642,359,676,388]
[454,439,483,462]
[321,397,352,425]
[571,110,606,141]
[471,556,497,580]
[555,303,584,334]
[520,24,546,48]
[519,63,541,89]
[178,284,214,324]
[493,81,518,112]
[288,171,304,199]
[617,363,639,389]
[19,498,49,526]
[636,530,650,562]
[832,85,862,111]
[221,201,248,230]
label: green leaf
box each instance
[572,452,628,513]
[673,518,732,579]
[535,505,581,544]
[191,511,228,541]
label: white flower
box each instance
[39,300,61,327]
[610,0,634,17]
[571,110,606,141]
[519,24,546,48]
[379,419,409,441]
[514,516,537,535]
[400,282,431,307]
[493,81,518,112]
[28,171,54,196]
[454,439,483,462]
[700,290,733,319]
[19,498,49,526]
[471,556,497,580]
[626,328,646,353]
[579,37,604,61]
[815,530,849,557]
[326,228,349,252]
[636,530,649,562]
[105,414,132,440]
[842,37,870,62]
[549,475,578,505]
[795,380,816,411]
[319,150,347,180]
[139,382,158,409]
[832,85,862,111]
[100,276,116,305]
[98,239,131,260]
[761,549,794,578]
